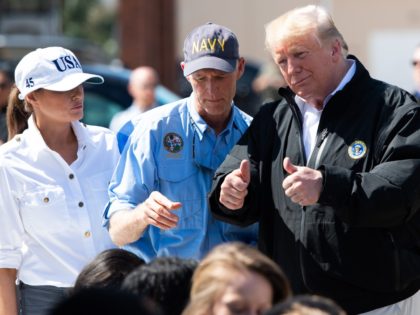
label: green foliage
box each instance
[62,0,117,58]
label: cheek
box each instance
[211,300,230,315]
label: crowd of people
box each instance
[0,4,420,315]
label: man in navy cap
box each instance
[104,23,258,262]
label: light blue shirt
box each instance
[104,95,258,262]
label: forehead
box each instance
[272,34,321,56]
[191,68,232,77]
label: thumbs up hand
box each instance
[219,160,251,210]
[282,157,323,206]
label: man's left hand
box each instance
[282,157,323,206]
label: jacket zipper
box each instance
[388,232,401,291]
[287,99,312,290]
[301,125,329,291]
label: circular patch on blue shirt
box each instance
[163,133,184,153]
[348,140,367,160]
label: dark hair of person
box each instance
[49,287,162,315]
[0,68,13,84]
[72,248,145,293]
[264,294,346,315]
[6,86,31,140]
[121,256,198,315]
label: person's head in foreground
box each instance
[264,294,346,315]
[182,242,292,315]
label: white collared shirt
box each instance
[0,116,119,287]
[296,59,356,160]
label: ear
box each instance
[180,62,192,83]
[236,57,245,79]
[330,39,341,60]
[25,91,40,108]
[127,82,134,97]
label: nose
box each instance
[205,79,219,97]
[286,58,302,76]
[71,85,83,100]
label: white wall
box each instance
[369,30,420,92]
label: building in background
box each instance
[1,0,420,96]
[175,0,420,93]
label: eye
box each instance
[276,58,287,70]
[295,51,308,59]
[227,302,247,314]
[277,58,286,66]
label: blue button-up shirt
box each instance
[104,95,258,262]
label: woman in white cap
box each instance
[0,47,119,315]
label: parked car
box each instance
[82,64,180,127]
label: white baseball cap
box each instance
[15,46,104,100]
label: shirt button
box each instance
[78,201,84,207]
[69,173,74,179]
[43,197,49,203]
[84,231,91,238]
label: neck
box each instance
[306,59,351,110]
[207,116,230,134]
[36,119,78,164]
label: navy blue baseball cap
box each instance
[183,22,239,76]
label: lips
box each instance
[292,76,309,86]
[71,102,83,110]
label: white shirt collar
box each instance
[26,115,97,152]
[295,59,356,111]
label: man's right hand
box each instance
[219,159,250,210]
[109,191,181,247]
[136,191,181,230]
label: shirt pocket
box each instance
[19,186,71,235]
[157,160,204,229]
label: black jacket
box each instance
[210,57,420,314]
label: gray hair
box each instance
[265,5,348,57]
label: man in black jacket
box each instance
[209,5,420,315]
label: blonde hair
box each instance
[182,242,291,315]
[6,86,32,140]
[265,5,348,56]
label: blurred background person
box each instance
[109,66,159,133]
[122,256,198,315]
[72,249,144,293]
[0,68,13,144]
[412,44,420,102]
[182,242,291,315]
[252,59,285,104]
[0,47,119,315]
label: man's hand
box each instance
[282,157,323,206]
[219,160,250,210]
[109,191,182,246]
[136,191,181,230]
